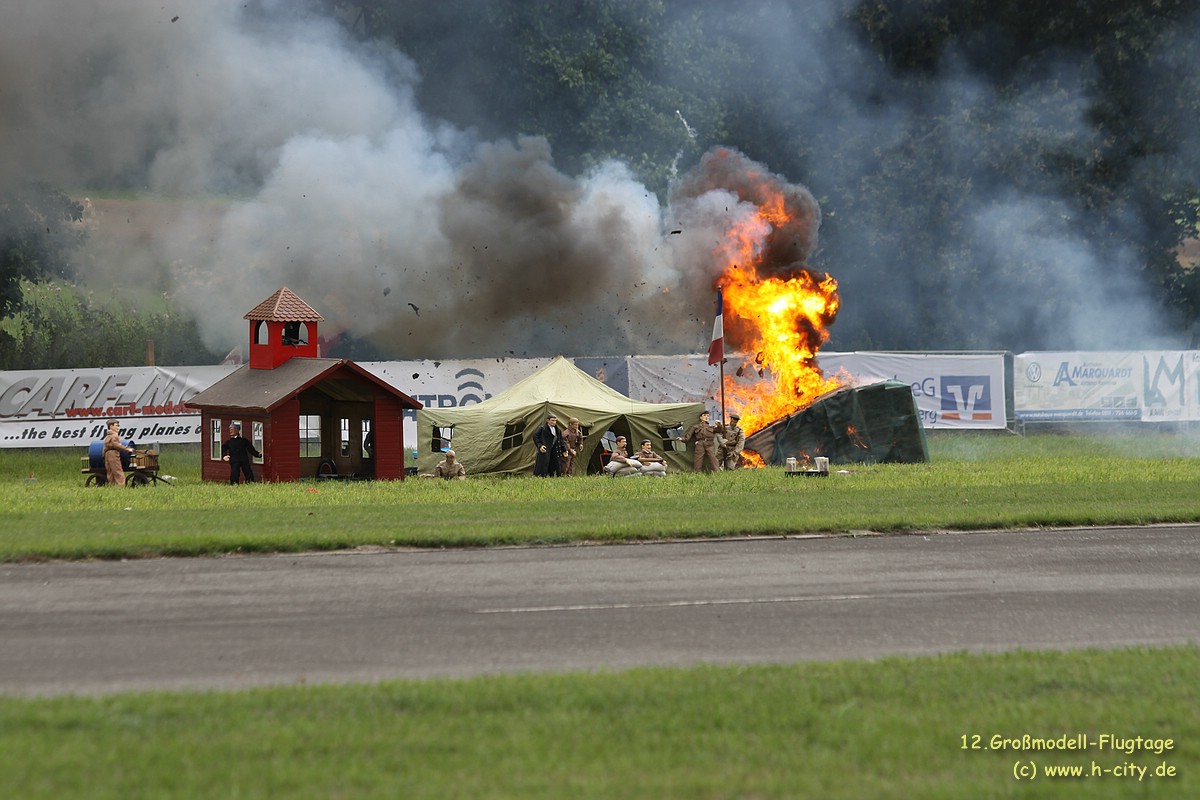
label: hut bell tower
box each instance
[245,287,325,369]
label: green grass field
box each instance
[5,430,1200,561]
[2,431,1198,797]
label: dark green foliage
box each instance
[0,183,85,312]
[0,281,219,369]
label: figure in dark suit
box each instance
[221,422,261,484]
[532,413,564,477]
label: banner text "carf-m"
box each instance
[0,372,194,418]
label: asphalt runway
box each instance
[1,525,1198,696]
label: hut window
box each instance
[431,426,453,452]
[253,321,268,345]
[500,421,524,451]
[661,424,686,452]
[361,419,373,458]
[300,415,321,457]
[339,417,350,456]
[252,421,264,464]
[210,418,223,460]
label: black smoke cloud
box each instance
[671,147,823,278]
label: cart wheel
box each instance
[85,474,105,488]
[127,473,150,488]
[317,459,338,478]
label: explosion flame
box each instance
[721,269,841,433]
[694,150,842,434]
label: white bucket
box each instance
[814,457,829,473]
[785,457,798,472]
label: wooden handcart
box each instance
[82,447,170,488]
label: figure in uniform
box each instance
[560,417,584,475]
[603,435,640,477]
[434,449,467,480]
[681,410,722,472]
[719,413,746,471]
[634,439,668,477]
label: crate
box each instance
[131,450,159,470]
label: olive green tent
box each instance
[417,356,707,476]
[743,381,928,466]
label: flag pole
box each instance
[708,287,726,424]
[720,349,726,425]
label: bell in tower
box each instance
[244,287,324,369]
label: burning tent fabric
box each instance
[743,381,928,467]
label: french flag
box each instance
[707,288,724,365]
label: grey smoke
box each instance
[0,0,749,358]
[3,0,1195,360]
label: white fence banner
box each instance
[1014,350,1200,422]
[626,355,720,405]
[0,365,236,448]
[818,352,1008,429]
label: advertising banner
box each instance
[818,352,1008,429]
[0,365,236,448]
[2,351,1013,449]
[360,358,551,446]
[1013,350,1200,422]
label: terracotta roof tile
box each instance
[243,287,325,322]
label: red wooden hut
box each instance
[187,287,421,481]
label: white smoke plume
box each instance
[0,0,766,359]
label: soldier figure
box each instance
[719,413,746,470]
[681,410,722,472]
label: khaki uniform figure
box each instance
[102,420,133,487]
[603,436,640,477]
[634,439,668,477]
[719,414,746,471]
[434,450,467,480]
[560,418,584,475]
[681,411,722,472]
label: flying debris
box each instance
[407,302,419,316]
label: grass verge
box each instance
[1,647,1196,799]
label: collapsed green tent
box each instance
[743,381,928,466]
[417,356,707,476]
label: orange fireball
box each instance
[712,184,841,434]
